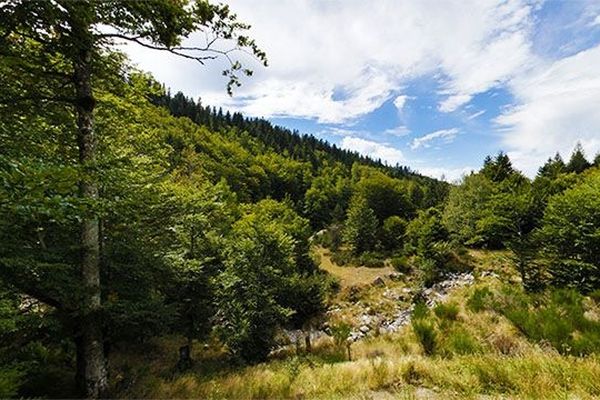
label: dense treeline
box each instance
[152,91,435,180]
[325,144,600,294]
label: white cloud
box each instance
[591,14,600,27]
[411,128,460,150]
[121,0,536,123]
[340,137,404,165]
[496,43,600,176]
[393,95,409,111]
[416,166,475,183]
[439,95,473,113]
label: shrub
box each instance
[412,320,437,355]
[412,301,430,320]
[590,289,600,304]
[330,250,353,266]
[0,368,22,398]
[359,252,385,268]
[390,256,411,273]
[492,287,600,355]
[442,327,481,356]
[434,302,459,321]
[416,241,472,287]
[381,216,407,251]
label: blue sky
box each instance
[122,0,600,181]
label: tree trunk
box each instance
[304,332,312,353]
[72,18,107,398]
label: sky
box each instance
[120,0,600,181]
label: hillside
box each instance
[109,248,600,399]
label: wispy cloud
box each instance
[467,110,486,120]
[384,125,411,137]
[411,128,460,150]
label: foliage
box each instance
[390,256,411,274]
[492,287,600,355]
[537,170,600,292]
[565,143,591,174]
[381,215,407,251]
[405,208,448,255]
[412,320,438,356]
[434,302,459,321]
[444,166,534,249]
[358,252,386,268]
[343,195,378,255]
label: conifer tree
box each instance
[566,142,591,173]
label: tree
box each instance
[381,216,407,251]
[405,208,448,255]
[538,153,566,178]
[537,170,600,293]
[481,152,515,182]
[0,2,265,395]
[565,142,591,174]
[343,195,378,255]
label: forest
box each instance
[1,1,600,399]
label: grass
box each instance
[315,247,395,288]
[110,249,600,399]
[114,341,600,399]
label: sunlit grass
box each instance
[111,251,600,399]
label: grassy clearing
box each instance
[315,247,395,288]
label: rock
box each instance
[387,272,402,281]
[360,314,372,325]
[372,276,386,287]
[359,325,370,333]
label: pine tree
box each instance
[538,152,566,178]
[566,142,591,173]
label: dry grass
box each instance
[111,250,600,399]
[315,247,396,288]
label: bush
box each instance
[416,241,472,287]
[0,368,22,398]
[434,302,459,321]
[467,287,492,312]
[359,252,385,268]
[590,289,600,304]
[412,320,437,355]
[492,287,600,355]
[381,216,407,251]
[442,327,481,356]
[330,250,353,266]
[390,256,411,273]
[412,301,430,320]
